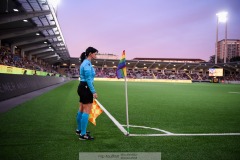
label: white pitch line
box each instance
[95,99,128,135]
[122,125,173,134]
[129,133,240,137]
[229,92,240,94]
[95,100,240,137]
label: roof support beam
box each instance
[225,64,237,70]
[21,44,48,51]
[0,10,51,25]
[191,64,201,70]
[177,63,186,70]
[47,59,61,64]
[148,61,156,69]
[13,34,60,46]
[162,63,171,70]
[0,25,57,40]
[36,51,55,58]
[44,56,60,62]
[29,48,53,55]
[42,54,58,59]
[133,61,139,69]
[49,41,64,46]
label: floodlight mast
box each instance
[215,12,228,64]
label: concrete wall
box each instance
[0,74,69,101]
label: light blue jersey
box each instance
[80,59,96,94]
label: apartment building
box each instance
[217,39,240,60]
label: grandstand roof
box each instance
[0,0,70,63]
[218,39,240,41]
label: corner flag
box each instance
[116,50,126,79]
[89,99,103,125]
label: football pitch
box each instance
[0,80,240,160]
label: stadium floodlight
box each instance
[47,0,61,10]
[216,12,228,23]
[215,11,228,64]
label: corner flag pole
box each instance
[124,76,129,135]
[117,50,129,136]
[124,51,129,135]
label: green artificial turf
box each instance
[0,80,240,160]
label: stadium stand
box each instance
[0,47,59,75]
[0,0,70,102]
[1,0,239,81]
[0,0,69,65]
[58,58,240,83]
[1,0,240,103]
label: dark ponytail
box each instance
[80,52,86,63]
[80,47,98,63]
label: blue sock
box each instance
[76,111,83,131]
[81,113,89,135]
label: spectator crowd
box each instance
[0,47,59,75]
[1,47,239,81]
[66,67,240,81]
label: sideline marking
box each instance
[129,133,240,137]
[95,100,240,137]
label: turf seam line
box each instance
[95,99,128,135]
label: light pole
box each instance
[215,12,228,64]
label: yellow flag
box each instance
[89,99,103,125]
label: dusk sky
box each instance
[57,0,240,61]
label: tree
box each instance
[230,56,240,62]
[208,55,223,63]
[209,55,215,63]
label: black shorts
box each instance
[77,81,93,104]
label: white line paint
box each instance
[95,99,128,135]
[95,100,240,137]
[129,133,240,137]
[229,92,240,94]
[122,125,173,134]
